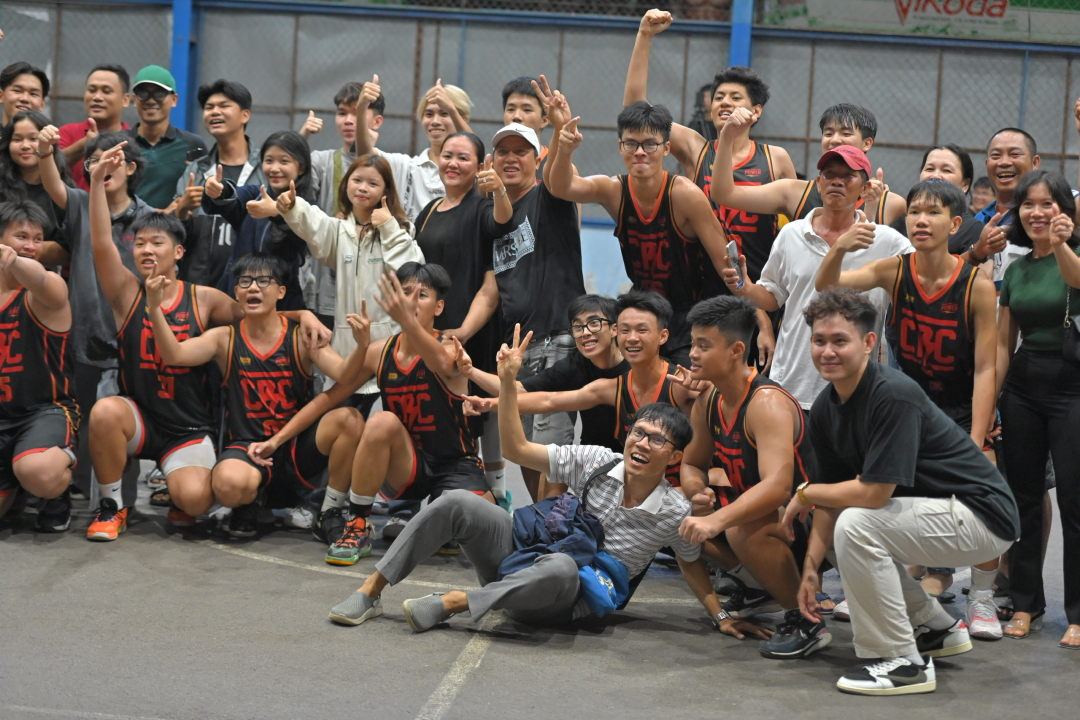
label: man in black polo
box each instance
[124,65,206,211]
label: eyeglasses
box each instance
[236,275,276,288]
[628,426,674,450]
[134,86,172,103]
[620,140,662,154]
[570,318,611,337]
[83,156,121,173]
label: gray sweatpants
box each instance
[375,489,581,624]
[834,496,1013,659]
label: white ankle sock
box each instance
[98,480,123,510]
[322,487,347,512]
[970,566,997,594]
[923,607,957,631]
[486,470,506,498]
[349,491,375,506]
[903,651,926,666]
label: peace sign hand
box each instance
[497,323,533,382]
[276,180,298,215]
[477,154,504,197]
[531,75,571,131]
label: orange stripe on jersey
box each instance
[240,316,288,361]
[627,172,667,225]
[912,254,964,304]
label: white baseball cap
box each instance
[491,123,541,155]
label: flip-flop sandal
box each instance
[815,593,836,615]
[997,605,1016,622]
[149,488,171,507]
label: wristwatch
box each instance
[711,609,731,629]
[796,480,810,506]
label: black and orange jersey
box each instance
[117,282,213,436]
[535,145,549,184]
[614,361,681,486]
[706,369,812,502]
[0,288,78,427]
[614,172,724,312]
[223,316,312,442]
[694,140,779,282]
[794,181,887,224]
[886,254,979,425]
[377,333,480,464]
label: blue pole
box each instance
[170,0,194,131]
[729,0,754,67]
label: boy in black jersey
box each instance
[0,201,79,533]
[83,143,331,541]
[677,295,828,659]
[146,252,363,538]
[711,105,906,228]
[248,262,490,565]
[815,179,1005,640]
[539,83,772,370]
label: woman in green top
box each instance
[997,169,1080,647]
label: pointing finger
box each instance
[360,298,368,319]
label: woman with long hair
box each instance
[0,110,72,257]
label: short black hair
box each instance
[335,81,384,116]
[973,176,993,193]
[396,261,452,301]
[501,77,543,116]
[921,143,974,190]
[0,200,51,237]
[568,293,618,324]
[1,62,50,98]
[987,127,1037,158]
[129,212,186,246]
[819,103,877,142]
[442,132,484,161]
[687,295,757,360]
[633,402,693,451]
[906,178,968,219]
[260,131,312,198]
[616,289,673,331]
[85,131,143,197]
[198,79,253,113]
[802,287,877,337]
[617,101,673,143]
[709,66,770,108]
[1005,169,1080,249]
[233,252,290,288]
[88,64,130,93]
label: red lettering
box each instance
[140,325,190,370]
[0,376,11,402]
[241,378,295,413]
[0,330,22,366]
[900,317,957,373]
[157,374,175,399]
[263,419,285,437]
[716,453,747,494]
[388,391,435,431]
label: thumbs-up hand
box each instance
[560,116,583,152]
[477,153,505,197]
[1050,202,1075,248]
[370,196,392,227]
[246,184,279,219]
[426,78,453,113]
[836,209,876,253]
[300,110,323,138]
[861,167,888,214]
[85,117,98,142]
[276,180,298,215]
[176,173,204,218]
[205,164,224,199]
[360,74,381,110]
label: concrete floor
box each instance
[2,465,1078,720]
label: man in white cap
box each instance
[124,65,206,211]
[488,122,585,502]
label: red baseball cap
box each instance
[816,145,872,176]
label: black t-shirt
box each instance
[491,182,585,342]
[220,164,244,186]
[890,213,983,255]
[521,351,629,451]
[809,361,1019,541]
[23,182,65,247]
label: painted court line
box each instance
[1,706,174,720]
[415,616,499,720]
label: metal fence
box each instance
[2,0,1080,209]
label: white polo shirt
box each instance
[758,208,913,409]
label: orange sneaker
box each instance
[86,499,128,541]
[168,505,196,527]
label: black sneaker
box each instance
[723,585,782,618]
[914,619,973,658]
[35,489,71,533]
[313,506,347,545]
[836,656,936,696]
[713,571,745,601]
[760,609,833,659]
[228,502,259,538]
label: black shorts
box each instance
[218,421,327,492]
[118,397,216,474]
[0,407,78,493]
[382,449,489,502]
[661,310,692,370]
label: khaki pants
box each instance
[834,496,1013,659]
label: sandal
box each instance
[815,593,836,615]
[149,488,171,507]
[1004,609,1045,639]
[1059,625,1080,649]
[929,591,956,604]
[997,604,1016,622]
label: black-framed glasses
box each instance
[620,140,662,154]
[628,426,674,450]
[570,318,611,337]
[134,86,171,103]
[236,275,276,288]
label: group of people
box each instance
[0,7,1077,697]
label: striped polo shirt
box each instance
[546,444,700,578]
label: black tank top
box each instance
[794,181,887,223]
[886,254,978,422]
[694,140,779,282]
[376,333,480,463]
[706,370,812,497]
[117,282,213,436]
[614,361,681,486]
[223,317,312,441]
[0,288,78,426]
[614,172,715,312]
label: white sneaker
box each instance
[283,505,315,530]
[966,590,1003,640]
[382,515,408,540]
[837,656,936,696]
[834,599,850,621]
